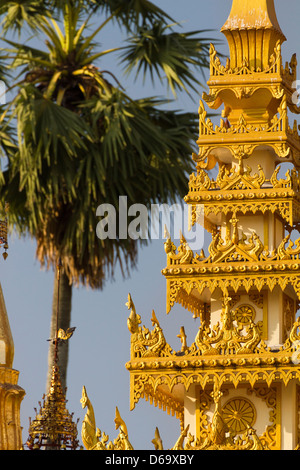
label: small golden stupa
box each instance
[25,262,79,450]
[25,361,79,450]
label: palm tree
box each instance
[0,0,216,391]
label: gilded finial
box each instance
[126,293,141,334]
[152,427,163,450]
[151,310,160,327]
[26,364,79,449]
[177,326,188,352]
[114,407,128,437]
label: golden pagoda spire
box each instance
[125,0,300,451]
[25,260,78,450]
[221,0,286,70]
[26,362,79,450]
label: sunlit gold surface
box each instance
[0,224,24,450]
[125,0,300,450]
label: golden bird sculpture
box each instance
[57,327,76,341]
[47,327,76,344]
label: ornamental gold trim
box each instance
[122,4,300,450]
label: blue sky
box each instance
[1,0,300,450]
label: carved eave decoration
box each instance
[185,160,300,229]
[125,294,300,426]
[126,359,300,430]
[162,227,300,315]
[204,42,299,113]
[81,378,266,450]
[195,95,300,166]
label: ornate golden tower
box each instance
[0,216,25,450]
[125,0,300,450]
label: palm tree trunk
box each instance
[46,268,72,393]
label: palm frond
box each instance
[92,0,173,30]
[0,0,54,34]
[0,104,17,162]
[0,0,214,288]
[121,21,213,96]
[14,85,101,203]
[80,90,195,204]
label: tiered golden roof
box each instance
[125,0,300,450]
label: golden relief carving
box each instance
[222,397,256,434]
[121,2,300,450]
[165,275,300,320]
[234,304,256,325]
[208,42,283,78]
[164,221,300,273]
[216,164,266,190]
[128,366,300,415]
[125,294,300,364]
[198,95,289,138]
[194,89,300,164]
[195,318,263,356]
[126,293,173,359]
[208,224,264,263]
[189,200,298,231]
[184,381,265,450]
[205,41,298,113]
[248,385,280,450]
[185,160,300,227]
[194,295,264,356]
[195,384,279,450]
[188,163,300,194]
[282,294,296,341]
